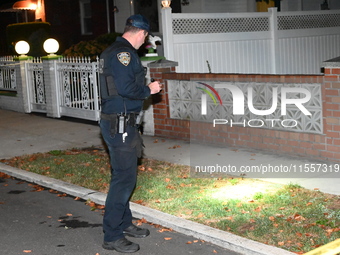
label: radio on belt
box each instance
[117,115,126,133]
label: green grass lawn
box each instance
[1,147,339,254]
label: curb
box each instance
[0,163,294,255]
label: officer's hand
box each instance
[149,80,162,94]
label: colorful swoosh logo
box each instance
[196,82,223,105]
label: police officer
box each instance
[99,14,162,253]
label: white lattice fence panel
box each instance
[173,16,269,34]
[168,80,323,134]
[278,13,340,30]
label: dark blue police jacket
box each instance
[99,37,151,114]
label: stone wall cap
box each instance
[148,59,178,68]
[322,56,340,68]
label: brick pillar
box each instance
[322,58,340,160]
[148,60,178,137]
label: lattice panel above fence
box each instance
[168,80,323,134]
[172,17,269,34]
[278,13,340,30]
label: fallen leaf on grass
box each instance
[133,199,144,205]
[166,184,176,190]
[268,216,275,221]
[254,206,262,212]
[197,213,205,218]
[226,216,234,221]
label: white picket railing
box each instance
[0,56,18,91]
[0,56,101,121]
[56,56,101,121]
[161,8,340,74]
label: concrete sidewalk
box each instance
[1,109,339,255]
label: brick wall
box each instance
[150,64,340,163]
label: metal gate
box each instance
[26,59,46,113]
[56,57,101,121]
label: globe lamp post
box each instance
[42,38,61,59]
[14,41,32,60]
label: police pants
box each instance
[99,119,142,242]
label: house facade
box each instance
[0,0,114,55]
[1,0,340,56]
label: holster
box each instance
[101,112,142,136]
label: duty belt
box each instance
[100,112,141,127]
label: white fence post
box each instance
[268,7,278,74]
[161,7,175,61]
[42,58,61,118]
[14,60,30,113]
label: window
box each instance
[79,0,92,35]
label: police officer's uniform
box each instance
[99,16,151,250]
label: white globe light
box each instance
[43,38,59,55]
[15,41,30,55]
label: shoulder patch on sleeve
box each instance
[117,52,131,66]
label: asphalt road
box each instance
[0,174,240,255]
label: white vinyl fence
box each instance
[161,8,340,74]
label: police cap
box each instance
[126,14,151,34]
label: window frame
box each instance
[79,0,92,35]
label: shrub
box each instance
[6,22,51,57]
[62,33,121,61]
